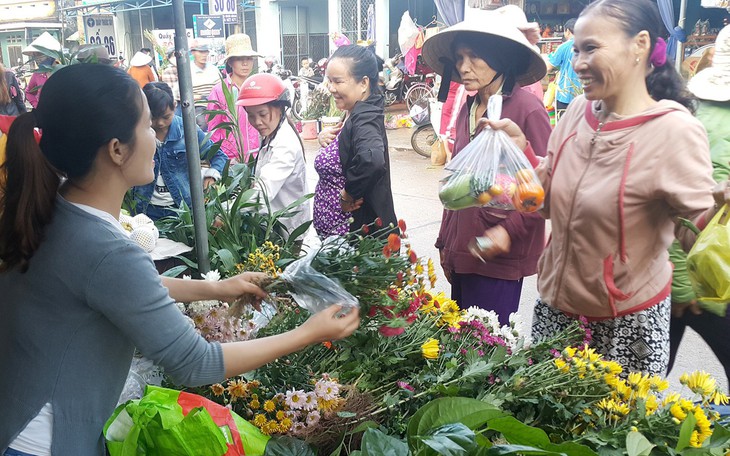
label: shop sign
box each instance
[193,15,224,39]
[84,14,118,58]
[208,0,238,24]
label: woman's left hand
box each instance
[340,190,363,213]
[712,180,730,208]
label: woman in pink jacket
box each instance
[484,0,730,375]
[207,34,260,163]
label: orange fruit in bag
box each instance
[513,181,545,212]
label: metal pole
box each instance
[172,0,211,274]
[676,0,688,71]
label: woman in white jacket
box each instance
[236,73,311,239]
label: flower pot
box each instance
[300,119,318,140]
[320,116,341,130]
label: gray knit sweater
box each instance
[0,197,225,455]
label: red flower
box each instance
[367,306,379,317]
[386,288,399,301]
[398,219,407,232]
[387,233,401,252]
[406,314,418,324]
[375,217,383,227]
[382,244,391,258]
[396,271,404,285]
[378,325,405,337]
[409,250,418,264]
[361,224,370,234]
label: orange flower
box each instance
[382,244,391,258]
[409,250,418,264]
[398,219,407,232]
[387,233,401,252]
[322,341,333,349]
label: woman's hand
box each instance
[471,225,512,262]
[214,272,269,310]
[475,118,528,151]
[318,122,343,147]
[672,300,702,318]
[340,190,364,213]
[203,177,216,189]
[297,305,361,343]
[712,180,730,208]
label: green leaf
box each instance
[483,444,566,455]
[263,436,315,456]
[418,423,477,456]
[675,412,697,452]
[161,265,188,278]
[216,248,237,272]
[407,397,501,445]
[626,431,654,456]
[487,417,596,456]
[336,411,356,418]
[359,428,409,456]
[349,420,379,435]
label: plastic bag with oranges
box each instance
[438,95,544,212]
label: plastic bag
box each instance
[280,244,359,313]
[105,385,269,456]
[438,95,544,212]
[686,205,730,316]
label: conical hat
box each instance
[22,32,61,55]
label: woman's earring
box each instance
[635,56,640,64]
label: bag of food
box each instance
[105,385,269,456]
[438,95,544,212]
[686,205,730,316]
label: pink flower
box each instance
[397,381,415,392]
[378,325,405,337]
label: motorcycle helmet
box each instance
[236,73,291,108]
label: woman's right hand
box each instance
[298,305,361,344]
[318,122,343,147]
[475,118,528,151]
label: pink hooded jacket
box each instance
[536,96,715,320]
[207,76,260,162]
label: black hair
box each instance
[143,82,175,118]
[0,64,143,271]
[450,33,531,96]
[582,0,696,112]
[329,44,382,95]
[564,18,577,33]
[140,48,152,54]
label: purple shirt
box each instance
[435,86,552,280]
[313,135,349,237]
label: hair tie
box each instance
[650,37,667,67]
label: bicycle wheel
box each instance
[291,97,304,120]
[384,90,398,106]
[411,124,437,158]
[405,84,434,111]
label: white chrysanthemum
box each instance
[175,302,187,312]
[464,307,501,332]
[305,410,321,426]
[285,389,307,410]
[314,379,339,401]
[202,270,221,282]
[189,300,217,315]
[302,391,318,411]
[183,275,192,280]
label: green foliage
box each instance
[301,86,332,120]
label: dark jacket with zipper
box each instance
[338,92,398,230]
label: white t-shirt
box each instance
[149,173,175,207]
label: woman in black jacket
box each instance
[321,44,397,231]
[0,64,26,116]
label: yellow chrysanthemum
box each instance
[227,380,248,399]
[253,413,267,427]
[317,397,342,413]
[648,375,669,392]
[422,338,440,360]
[562,346,577,358]
[578,345,601,363]
[712,390,730,405]
[694,406,713,444]
[279,418,293,431]
[276,410,286,421]
[415,262,425,275]
[645,394,659,416]
[263,400,276,413]
[663,392,681,406]
[601,360,623,375]
[690,430,702,448]
[250,399,260,410]
[681,371,717,397]
[554,358,569,373]
[210,383,225,396]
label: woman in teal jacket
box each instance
[668,25,730,380]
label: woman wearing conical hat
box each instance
[425,6,552,325]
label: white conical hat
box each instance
[22,32,61,55]
[688,25,730,102]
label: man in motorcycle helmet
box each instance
[236,73,310,239]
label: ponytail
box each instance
[646,62,697,114]
[0,65,10,106]
[0,112,60,272]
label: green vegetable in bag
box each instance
[686,204,730,316]
[439,174,478,210]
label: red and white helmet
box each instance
[236,73,290,107]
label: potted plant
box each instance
[299,86,330,140]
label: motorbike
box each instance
[410,97,441,158]
[383,53,437,110]
[289,58,328,120]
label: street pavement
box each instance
[300,111,728,393]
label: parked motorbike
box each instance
[410,97,440,158]
[383,53,437,110]
[290,58,328,120]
